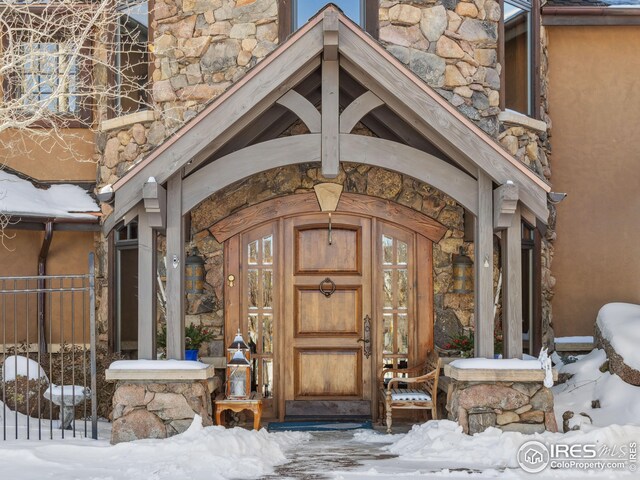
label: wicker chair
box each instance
[379,350,441,433]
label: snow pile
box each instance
[108,359,210,370]
[0,170,99,220]
[552,349,640,427]
[2,355,48,382]
[596,303,640,370]
[0,415,309,480]
[378,420,640,472]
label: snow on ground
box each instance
[0,415,309,480]
[2,356,48,382]
[552,348,640,427]
[596,303,640,370]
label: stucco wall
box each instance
[0,229,95,344]
[1,129,96,181]
[547,26,640,336]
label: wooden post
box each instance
[502,206,523,359]
[474,172,494,358]
[166,174,185,360]
[137,210,157,359]
[321,10,339,178]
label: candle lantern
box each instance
[185,252,205,294]
[227,329,250,362]
[226,348,251,399]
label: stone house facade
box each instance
[95,0,555,369]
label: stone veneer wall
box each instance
[447,381,558,434]
[111,379,217,443]
[380,0,502,136]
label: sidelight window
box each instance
[381,234,410,372]
[246,234,275,399]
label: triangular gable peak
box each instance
[105,6,549,234]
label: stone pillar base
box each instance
[444,363,558,435]
[106,362,220,443]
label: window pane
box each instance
[248,269,258,308]
[295,0,362,28]
[504,1,530,115]
[383,269,393,309]
[383,313,394,354]
[248,240,258,265]
[382,235,393,265]
[262,235,273,265]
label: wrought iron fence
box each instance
[0,254,97,440]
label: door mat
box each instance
[267,420,373,432]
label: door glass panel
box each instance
[245,233,275,400]
[382,235,393,265]
[383,313,394,354]
[383,269,393,308]
[263,236,273,265]
[380,232,413,376]
[248,240,258,265]
[397,241,408,265]
[398,313,409,354]
[262,269,273,308]
[397,269,408,309]
[248,269,258,308]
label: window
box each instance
[20,42,79,115]
[294,0,364,29]
[280,0,377,39]
[115,1,150,115]
[503,0,533,116]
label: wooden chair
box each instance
[379,350,441,433]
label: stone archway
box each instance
[181,162,475,358]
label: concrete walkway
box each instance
[261,430,398,480]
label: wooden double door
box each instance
[225,212,433,420]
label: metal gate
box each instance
[0,254,97,440]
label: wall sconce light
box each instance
[185,252,205,294]
[452,246,473,294]
[314,183,343,245]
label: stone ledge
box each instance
[106,364,217,381]
[100,110,155,132]
[499,109,548,134]
[445,363,558,382]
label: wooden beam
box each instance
[337,23,549,222]
[502,206,523,359]
[209,192,447,243]
[182,134,321,214]
[210,193,321,242]
[340,134,478,215]
[474,172,494,358]
[339,91,384,134]
[321,58,339,177]
[106,21,324,233]
[182,133,479,217]
[276,90,321,133]
[323,9,339,61]
[137,210,156,360]
[165,174,185,360]
[143,178,167,229]
[493,182,519,230]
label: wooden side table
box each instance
[215,398,263,430]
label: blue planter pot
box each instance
[185,349,199,361]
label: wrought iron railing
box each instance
[0,254,97,440]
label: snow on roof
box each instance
[596,302,640,370]
[0,170,100,221]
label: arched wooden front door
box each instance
[223,206,434,421]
